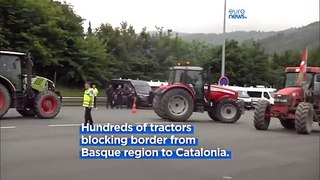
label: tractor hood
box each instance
[205,85,238,100]
[31,76,55,92]
[209,85,238,95]
[276,87,302,97]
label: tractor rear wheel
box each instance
[153,94,167,119]
[35,91,61,119]
[160,89,194,122]
[295,102,313,134]
[254,100,271,130]
[17,108,36,117]
[215,99,241,123]
[279,118,295,129]
[0,84,11,119]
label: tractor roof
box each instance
[0,50,27,56]
[169,66,203,71]
[285,67,320,73]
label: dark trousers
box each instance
[123,96,129,109]
[94,97,97,108]
[116,98,123,109]
[106,99,114,109]
[127,96,133,108]
[84,107,93,125]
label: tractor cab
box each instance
[168,66,205,102]
[0,51,29,92]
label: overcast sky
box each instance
[61,0,319,33]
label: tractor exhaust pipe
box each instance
[207,66,213,107]
[26,52,33,92]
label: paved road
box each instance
[1,107,319,180]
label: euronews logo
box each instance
[228,9,247,19]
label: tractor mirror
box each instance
[208,66,214,74]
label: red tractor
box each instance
[153,65,243,122]
[254,66,320,134]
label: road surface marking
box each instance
[0,126,16,129]
[222,176,233,179]
[49,124,81,127]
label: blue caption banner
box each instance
[79,150,232,159]
[79,138,199,146]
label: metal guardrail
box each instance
[62,97,107,106]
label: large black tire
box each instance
[0,84,11,119]
[207,104,220,121]
[153,94,167,119]
[160,89,194,122]
[279,118,295,129]
[295,102,313,134]
[208,110,220,121]
[35,91,61,119]
[215,99,241,123]
[17,108,36,117]
[254,100,271,130]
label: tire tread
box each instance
[253,100,270,130]
[295,102,313,134]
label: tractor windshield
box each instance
[285,73,313,87]
[168,70,185,84]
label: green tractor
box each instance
[0,51,61,119]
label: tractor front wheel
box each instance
[161,89,194,122]
[295,102,313,134]
[208,110,220,121]
[279,118,295,129]
[0,84,11,119]
[254,100,271,130]
[153,94,167,119]
[207,105,220,121]
[215,99,241,123]
[35,91,61,119]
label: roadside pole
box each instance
[221,0,227,77]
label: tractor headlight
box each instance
[279,99,287,103]
[292,92,299,97]
[274,97,288,103]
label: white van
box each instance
[244,87,276,106]
[225,86,253,110]
[225,85,276,106]
[237,90,254,110]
